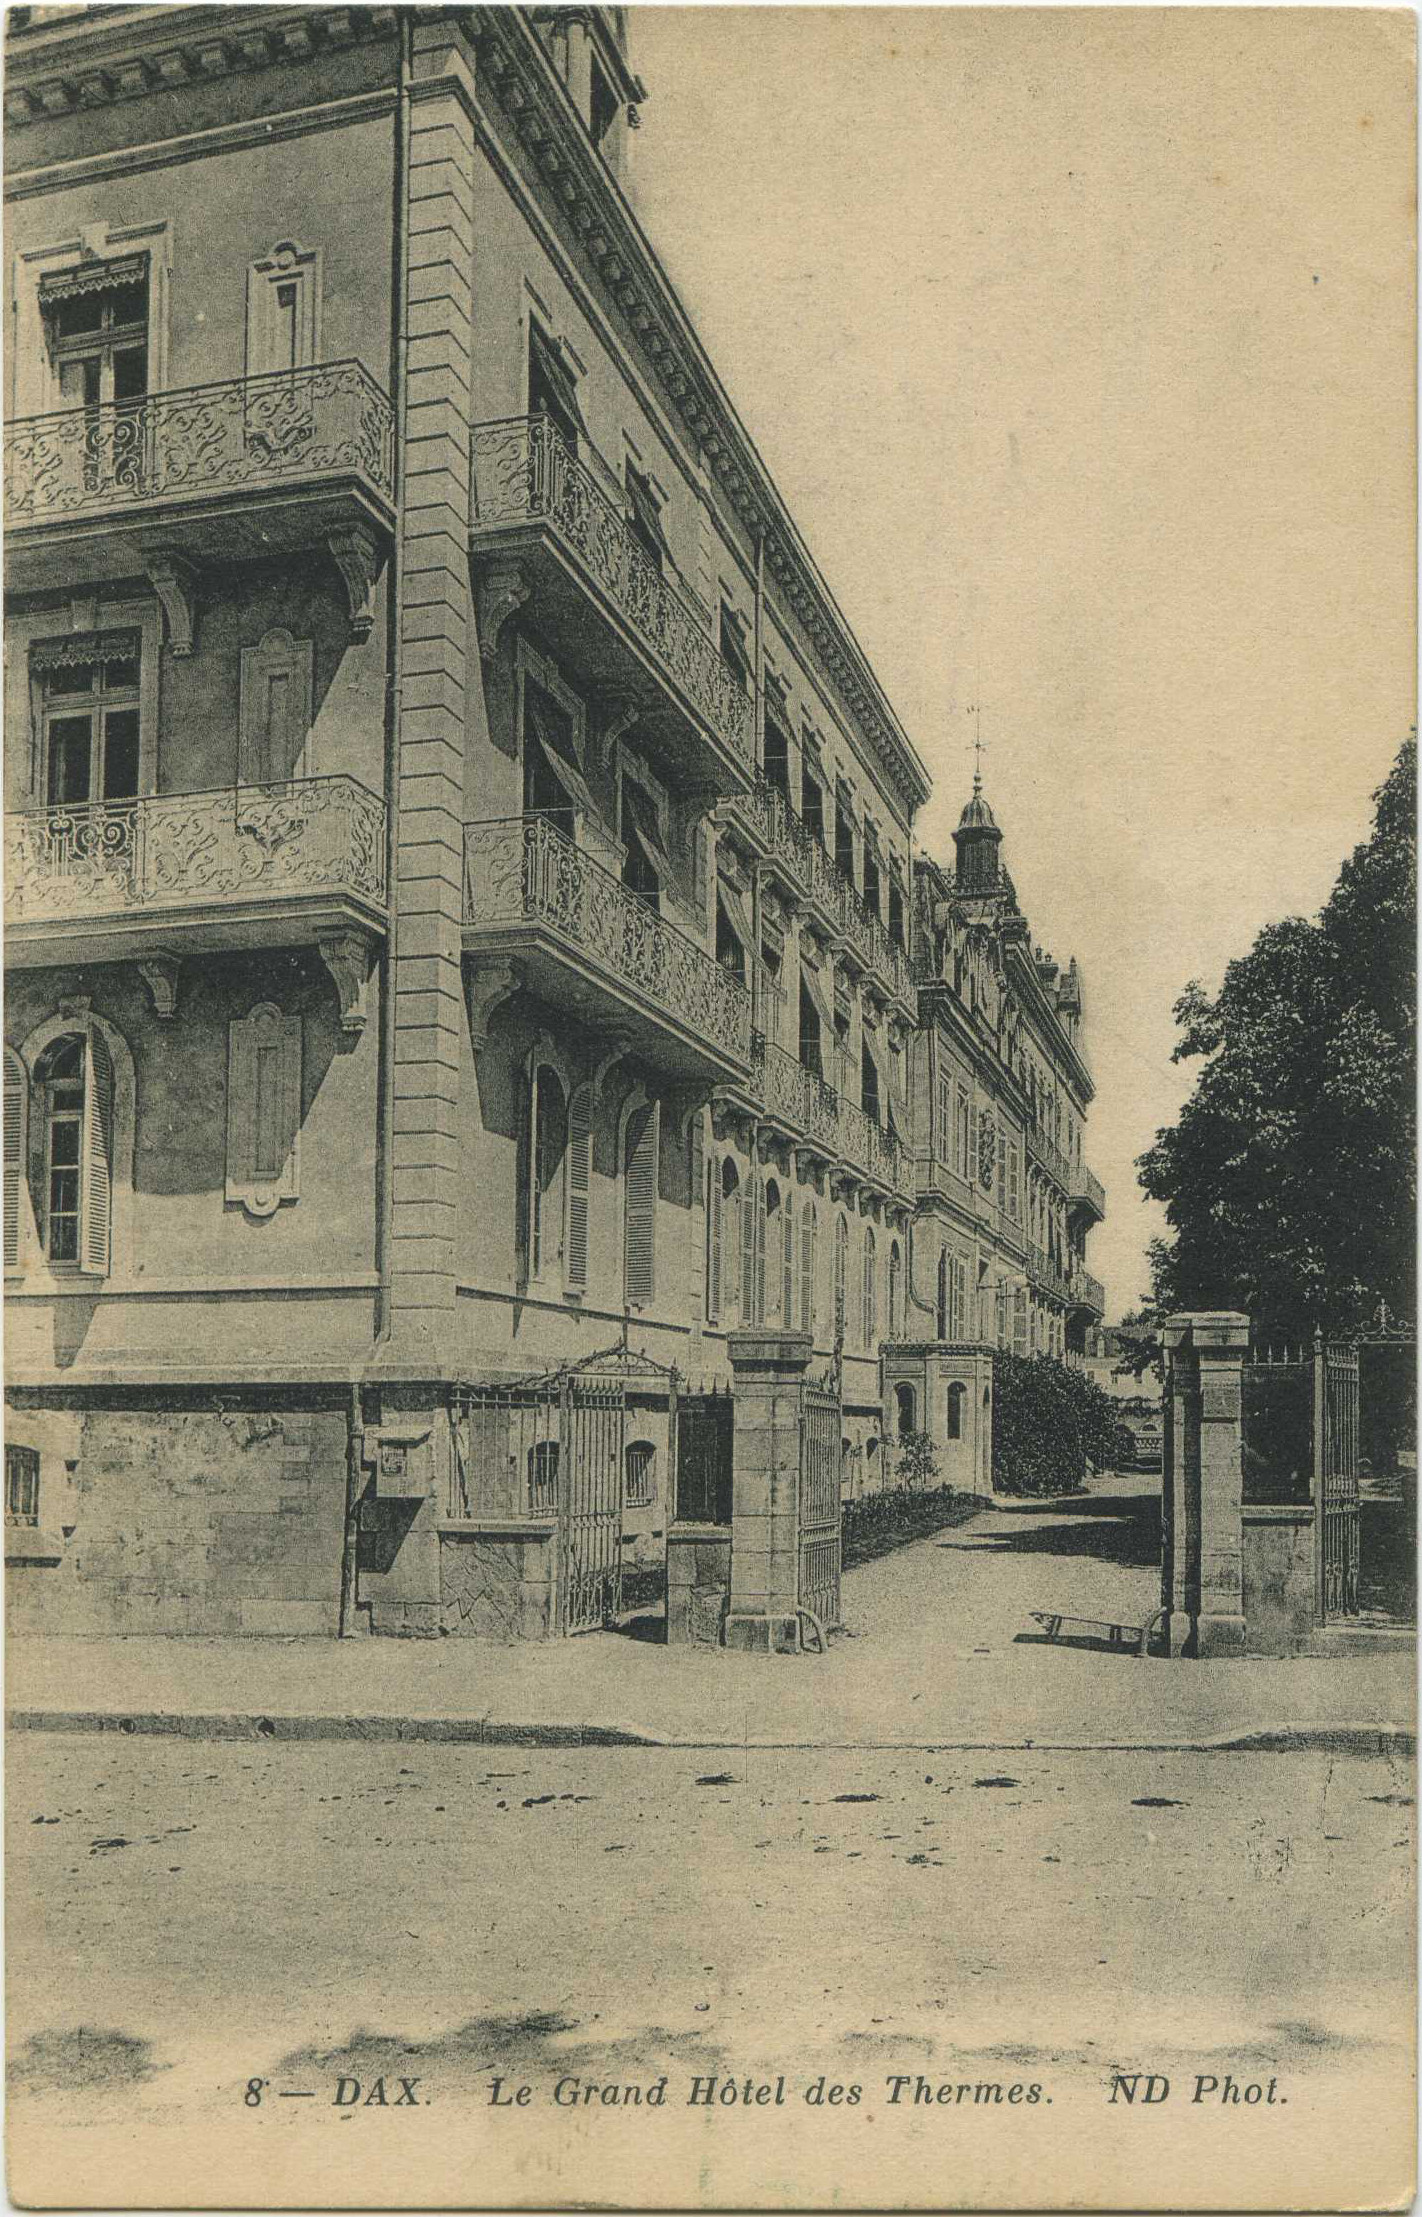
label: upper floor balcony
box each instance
[1068,1161,1107,1222]
[718,780,915,1012]
[4,362,395,605]
[470,416,754,802]
[726,1030,911,1201]
[463,811,751,1086]
[1026,1124,1072,1193]
[4,774,388,978]
[1070,1268,1107,1319]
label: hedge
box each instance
[841,1481,981,1568]
[991,1351,1121,1497]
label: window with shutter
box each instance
[721,1159,742,1327]
[80,1030,114,1276]
[4,1050,26,1272]
[623,1098,659,1307]
[1013,1285,1029,1355]
[225,1005,301,1219]
[888,1241,901,1340]
[862,1228,877,1347]
[565,1083,593,1290]
[706,1155,722,1325]
[530,1064,568,1280]
[966,1100,978,1186]
[800,1200,816,1335]
[741,1165,759,1324]
[936,1252,948,1339]
[834,1215,848,1339]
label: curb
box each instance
[6,1709,1413,1759]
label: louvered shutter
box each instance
[707,1161,722,1325]
[967,1102,978,1186]
[80,1030,113,1277]
[724,1178,741,1324]
[936,1253,948,1340]
[566,1083,593,1289]
[834,1217,847,1337]
[753,1181,766,1325]
[1013,1284,1029,1355]
[954,1257,968,1340]
[800,1204,815,1334]
[4,1053,26,1271]
[779,1197,793,1326]
[741,1173,757,1323]
[624,1099,658,1306]
[863,1234,876,1347]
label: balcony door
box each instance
[41,257,149,497]
[34,636,141,809]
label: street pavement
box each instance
[6,1731,1414,2210]
[5,1471,1416,2207]
[6,1475,1414,1753]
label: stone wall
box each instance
[5,1398,346,1636]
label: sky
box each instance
[623,5,1415,1314]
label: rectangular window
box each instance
[937,1075,953,1161]
[625,1441,656,1507]
[719,603,751,690]
[34,634,142,808]
[625,461,669,576]
[590,55,620,147]
[763,706,791,803]
[528,322,585,452]
[624,1099,659,1306]
[5,1444,40,1528]
[43,256,149,409]
[801,770,825,840]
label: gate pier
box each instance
[1162,1311,1249,1657]
[724,1329,818,1654]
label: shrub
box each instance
[895,1428,940,1491]
[992,1352,1121,1497]
[841,1481,979,1569]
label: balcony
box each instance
[1070,1269,1107,1319]
[1026,1126,1072,1192]
[1069,1162,1107,1222]
[4,361,395,602]
[463,813,751,1085]
[4,776,389,970]
[718,780,915,1010]
[470,417,754,799]
[727,1031,911,1200]
[1027,1243,1073,1307]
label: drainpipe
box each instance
[339,1381,366,1638]
[373,12,412,1348]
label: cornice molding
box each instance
[3,5,398,131]
[468,3,931,821]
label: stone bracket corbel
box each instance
[463,958,520,1050]
[590,692,641,773]
[475,561,530,664]
[586,1029,636,1107]
[318,931,376,1038]
[135,953,181,1021]
[143,549,199,657]
[327,525,381,643]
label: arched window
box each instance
[935,1251,948,1340]
[887,1239,902,1340]
[800,1198,817,1336]
[833,1214,848,1340]
[862,1226,877,1348]
[625,1439,656,1507]
[34,1031,114,1274]
[895,1381,916,1439]
[623,1096,660,1307]
[947,1381,966,1441]
[529,1063,567,1280]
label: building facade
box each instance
[3,5,1097,1643]
[883,779,1106,1492]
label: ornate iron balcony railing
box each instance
[1070,1162,1107,1218]
[1077,1269,1107,1314]
[464,813,751,1067]
[5,360,395,524]
[4,776,388,924]
[1026,1125,1073,1192]
[720,779,914,1005]
[470,415,754,772]
[742,1030,909,1196]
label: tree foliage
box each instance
[991,1352,1122,1497]
[895,1428,940,1490]
[1138,739,1416,1338]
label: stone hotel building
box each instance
[3,4,1105,1644]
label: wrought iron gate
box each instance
[1316,1336,1360,1620]
[557,1375,627,1636]
[799,1386,842,1631]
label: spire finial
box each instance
[965,701,988,796]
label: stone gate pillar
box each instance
[724,1329,813,1654]
[1161,1311,1249,1657]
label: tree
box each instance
[992,1352,1121,1496]
[1138,738,1415,1338]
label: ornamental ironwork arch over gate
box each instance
[451,1345,682,1638]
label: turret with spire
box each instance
[952,762,1004,896]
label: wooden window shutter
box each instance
[741,1172,757,1323]
[724,1176,740,1324]
[4,1052,27,1271]
[781,1194,794,1327]
[863,1233,876,1347]
[624,1099,658,1306]
[1013,1285,1029,1356]
[566,1083,593,1290]
[966,1102,978,1186]
[226,1005,301,1218]
[800,1203,815,1334]
[936,1252,948,1339]
[80,1030,113,1277]
[707,1158,722,1325]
